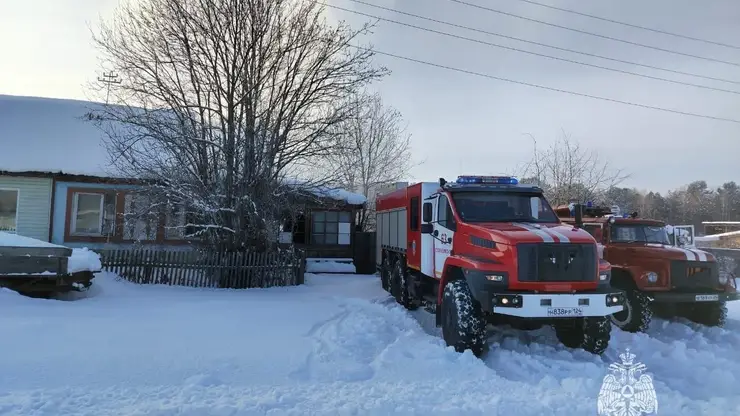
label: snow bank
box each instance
[67,248,102,273]
[0,231,65,248]
[305,260,357,273]
[0,272,739,415]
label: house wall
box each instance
[0,175,53,241]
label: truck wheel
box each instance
[390,257,417,310]
[609,289,652,333]
[683,302,727,327]
[581,317,611,355]
[441,279,487,357]
[380,253,392,292]
[554,317,611,355]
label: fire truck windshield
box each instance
[610,224,670,245]
[450,191,558,223]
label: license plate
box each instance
[695,294,719,302]
[547,307,584,317]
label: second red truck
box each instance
[375,175,624,356]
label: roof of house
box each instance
[0,94,116,178]
[0,94,366,205]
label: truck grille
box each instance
[670,260,720,291]
[517,243,597,283]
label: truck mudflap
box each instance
[648,291,740,303]
[488,291,625,318]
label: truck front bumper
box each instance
[485,290,625,318]
[648,291,740,303]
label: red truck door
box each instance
[432,193,455,278]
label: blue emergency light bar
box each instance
[456,175,519,185]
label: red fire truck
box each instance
[375,175,624,356]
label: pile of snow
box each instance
[67,248,103,274]
[305,259,356,273]
[0,272,739,415]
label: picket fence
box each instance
[97,248,305,289]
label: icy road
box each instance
[0,273,738,415]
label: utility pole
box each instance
[97,72,122,104]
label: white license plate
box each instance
[547,307,584,317]
[695,294,719,301]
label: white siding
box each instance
[0,175,52,241]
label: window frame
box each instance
[70,192,106,236]
[310,209,353,246]
[437,194,456,230]
[0,188,20,233]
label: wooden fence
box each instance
[98,248,306,289]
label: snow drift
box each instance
[0,272,738,415]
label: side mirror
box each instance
[420,223,434,234]
[423,202,433,223]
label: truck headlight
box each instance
[599,272,609,281]
[719,274,728,285]
[646,272,658,283]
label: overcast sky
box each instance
[1,0,739,193]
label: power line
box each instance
[353,46,740,124]
[345,0,740,86]
[326,2,740,96]
[446,0,740,68]
[509,0,740,50]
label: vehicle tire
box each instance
[554,317,611,355]
[581,317,611,355]
[683,301,727,327]
[609,289,652,333]
[390,257,417,310]
[441,279,487,357]
[380,253,392,293]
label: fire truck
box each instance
[375,176,624,356]
[556,203,739,332]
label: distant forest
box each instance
[530,179,740,233]
[600,181,740,231]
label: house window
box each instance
[164,203,187,240]
[71,191,117,236]
[311,210,352,245]
[123,193,158,241]
[0,189,19,233]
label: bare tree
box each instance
[315,91,413,231]
[518,131,629,206]
[86,0,388,250]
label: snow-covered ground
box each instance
[1,273,739,415]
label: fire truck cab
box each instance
[375,176,624,357]
[556,203,739,332]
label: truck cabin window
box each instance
[450,192,558,223]
[610,224,670,245]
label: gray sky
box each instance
[2,0,739,193]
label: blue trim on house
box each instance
[51,180,140,246]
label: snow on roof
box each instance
[312,185,367,205]
[282,179,366,206]
[0,95,365,204]
[0,94,120,178]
